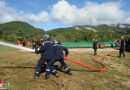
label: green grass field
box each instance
[0,46,130,90]
[0,45,16,50]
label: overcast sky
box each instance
[0,0,130,30]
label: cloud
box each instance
[0,0,49,24]
[0,0,130,26]
[50,0,130,25]
[0,1,24,23]
[26,11,49,23]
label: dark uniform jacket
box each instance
[39,39,54,60]
[120,40,125,50]
[93,41,97,49]
[54,44,69,60]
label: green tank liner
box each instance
[61,42,116,48]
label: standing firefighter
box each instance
[125,38,129,51]
[34,34,57,79]
[93,39,98,56]
[32,39,36,49]
[119,37,125,57]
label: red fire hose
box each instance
[64,52,118,71]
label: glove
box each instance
[37,48,40,51]
[35,47,40,54]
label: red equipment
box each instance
[64,52,118,71]
[100,45,105,48]
[25,41,32,46]
[17,41,23,46]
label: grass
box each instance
[0,47,130,90]
[0,45,16,50]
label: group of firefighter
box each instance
[32,34,129,79]
[93,37,128,57]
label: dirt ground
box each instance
[0,48,130,90]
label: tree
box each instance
[16,30,25,40]
[0,31,3,39]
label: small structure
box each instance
[17,41,32,46]
[25,41,32,46]
[17,41,23,46]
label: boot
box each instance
[34,72,40,79]
[123,54,125,57]
[66,71,72,75]
[55,73,59,78]
[66,69,72,75]
[52,71,59,78]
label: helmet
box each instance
[54,40,61,45]
[42,34,50,40]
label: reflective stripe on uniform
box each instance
[54,44,62,46]
[52,70,56,73]
[46,69,50,71]
[65,67,69,71]
[44,41,53,43]
[42,41,53,45]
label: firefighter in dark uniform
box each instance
[127,38,130,52]
[32,39,36,49]
[119,37,125,57]
[53,40,72,75]
[125,39,129,51]
[45,40,72,79]
[93,39,98,56]
[40,37,44,44]
[23,41,25,47]
[34,34,58,79]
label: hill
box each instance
[0,21,45,43]
[47,24,130,42]
[0,21,129,43]
[0,21,44,34]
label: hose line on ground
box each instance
[64,52,118,71]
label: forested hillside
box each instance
[48,24,130,42]
[0,21,130,43]
[0,21,45,43]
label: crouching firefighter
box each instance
[34,34,58,79]
[46,40,72,79]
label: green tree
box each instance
[0,31,3,39]
[16,29,25,40]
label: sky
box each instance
[0,0,130,30]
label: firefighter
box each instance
[40,37,44,44]
[119,37,125,58]
[93,39,98,56]
[45,40,72,79]
[53,40,72,75]
[34,34,58,79]
[127,38,130,52]
[125,38,129,51]
[23,41,25,47]
[32,39,36,49]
